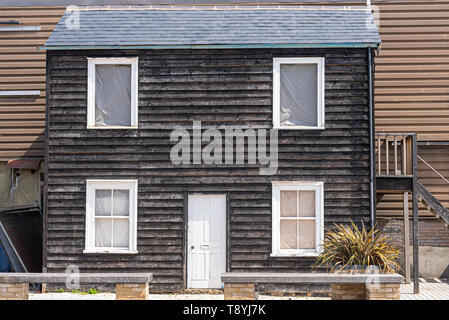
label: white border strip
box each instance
[0,26,41,32]
[72,5,370,11]
[0,91,41,96]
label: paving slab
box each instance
[401,278,449,300]
[29,292,329,300]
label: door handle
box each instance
[191,245,195,249]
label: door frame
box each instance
[183,192,230,290]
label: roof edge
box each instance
[67,5,370,11]
[40,43,380,50]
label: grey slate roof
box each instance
[44,8,381,49]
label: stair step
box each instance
[417,181,449,227]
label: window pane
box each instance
[113,190,129,216]
[95,189,111,216]
[299,191,315,217]
[298,220,315,249]
[280,64,318,127]
[95,218,112,247]
[95,64,131,126]
[280,220,297,249]
[112,219,129,248]
[280,191,297,217]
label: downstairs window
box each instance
[272,181,324,256]
[84,180,138,254]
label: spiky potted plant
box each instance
[313,221,400,299]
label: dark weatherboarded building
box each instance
[43,6,380,292]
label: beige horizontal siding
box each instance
[0,6,64,160]
[0,2,448,150]
[374,0,449,141]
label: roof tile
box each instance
[44,8,381,48]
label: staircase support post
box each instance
[403,192,411,284]
[411,134,419,294]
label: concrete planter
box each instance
[333,265,382,274]
[331,266,400,300]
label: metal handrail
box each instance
[417,155,449,185]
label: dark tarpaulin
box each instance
[0,242,11,272]
[0,208,42,272]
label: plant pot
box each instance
[330,265,400,300]
[333,265,385,274]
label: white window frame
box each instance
[273,57,325,130]
[271,181,324,257]
[87,57,138,129]
[84,180,138,254]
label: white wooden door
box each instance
[187,194,226,289]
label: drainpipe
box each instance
[368,47,376,229]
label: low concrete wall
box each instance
[378,217,449,278]
[255,283,331,295]
[399,246,449,278]
[116,283,149,300]
[224,283,256,300]
[0,283,29,300]
[331,284,365,300]
[418,246,449,278]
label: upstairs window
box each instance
[273,57,325,129]
[272,181,324,256]
[87,57,138,128]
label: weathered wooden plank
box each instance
[46,48,371,292]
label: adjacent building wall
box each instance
[0,7,64,160]
[4,1,449,279]
[0,162,42,208]
[370,0,449,277]
[371,0,449,221]
[374,0,449,141]
[0,7,63,210]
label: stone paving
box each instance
[28,278,449,300]
[29,292,328,300]
[400,278,449,300]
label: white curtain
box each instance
[280,64,318,127]
[280,190,297,217]
[298,191,315,217]
[113,220,129,248]
[113,190,129,216]
[95,64,132,126]
[280,220,297,249]
[298,221,315,249]
[94,188,130,248]
[279,190,316,250]
[95,219,112,247]
[95,189,111,216]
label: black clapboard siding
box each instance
[46,48,370,292]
